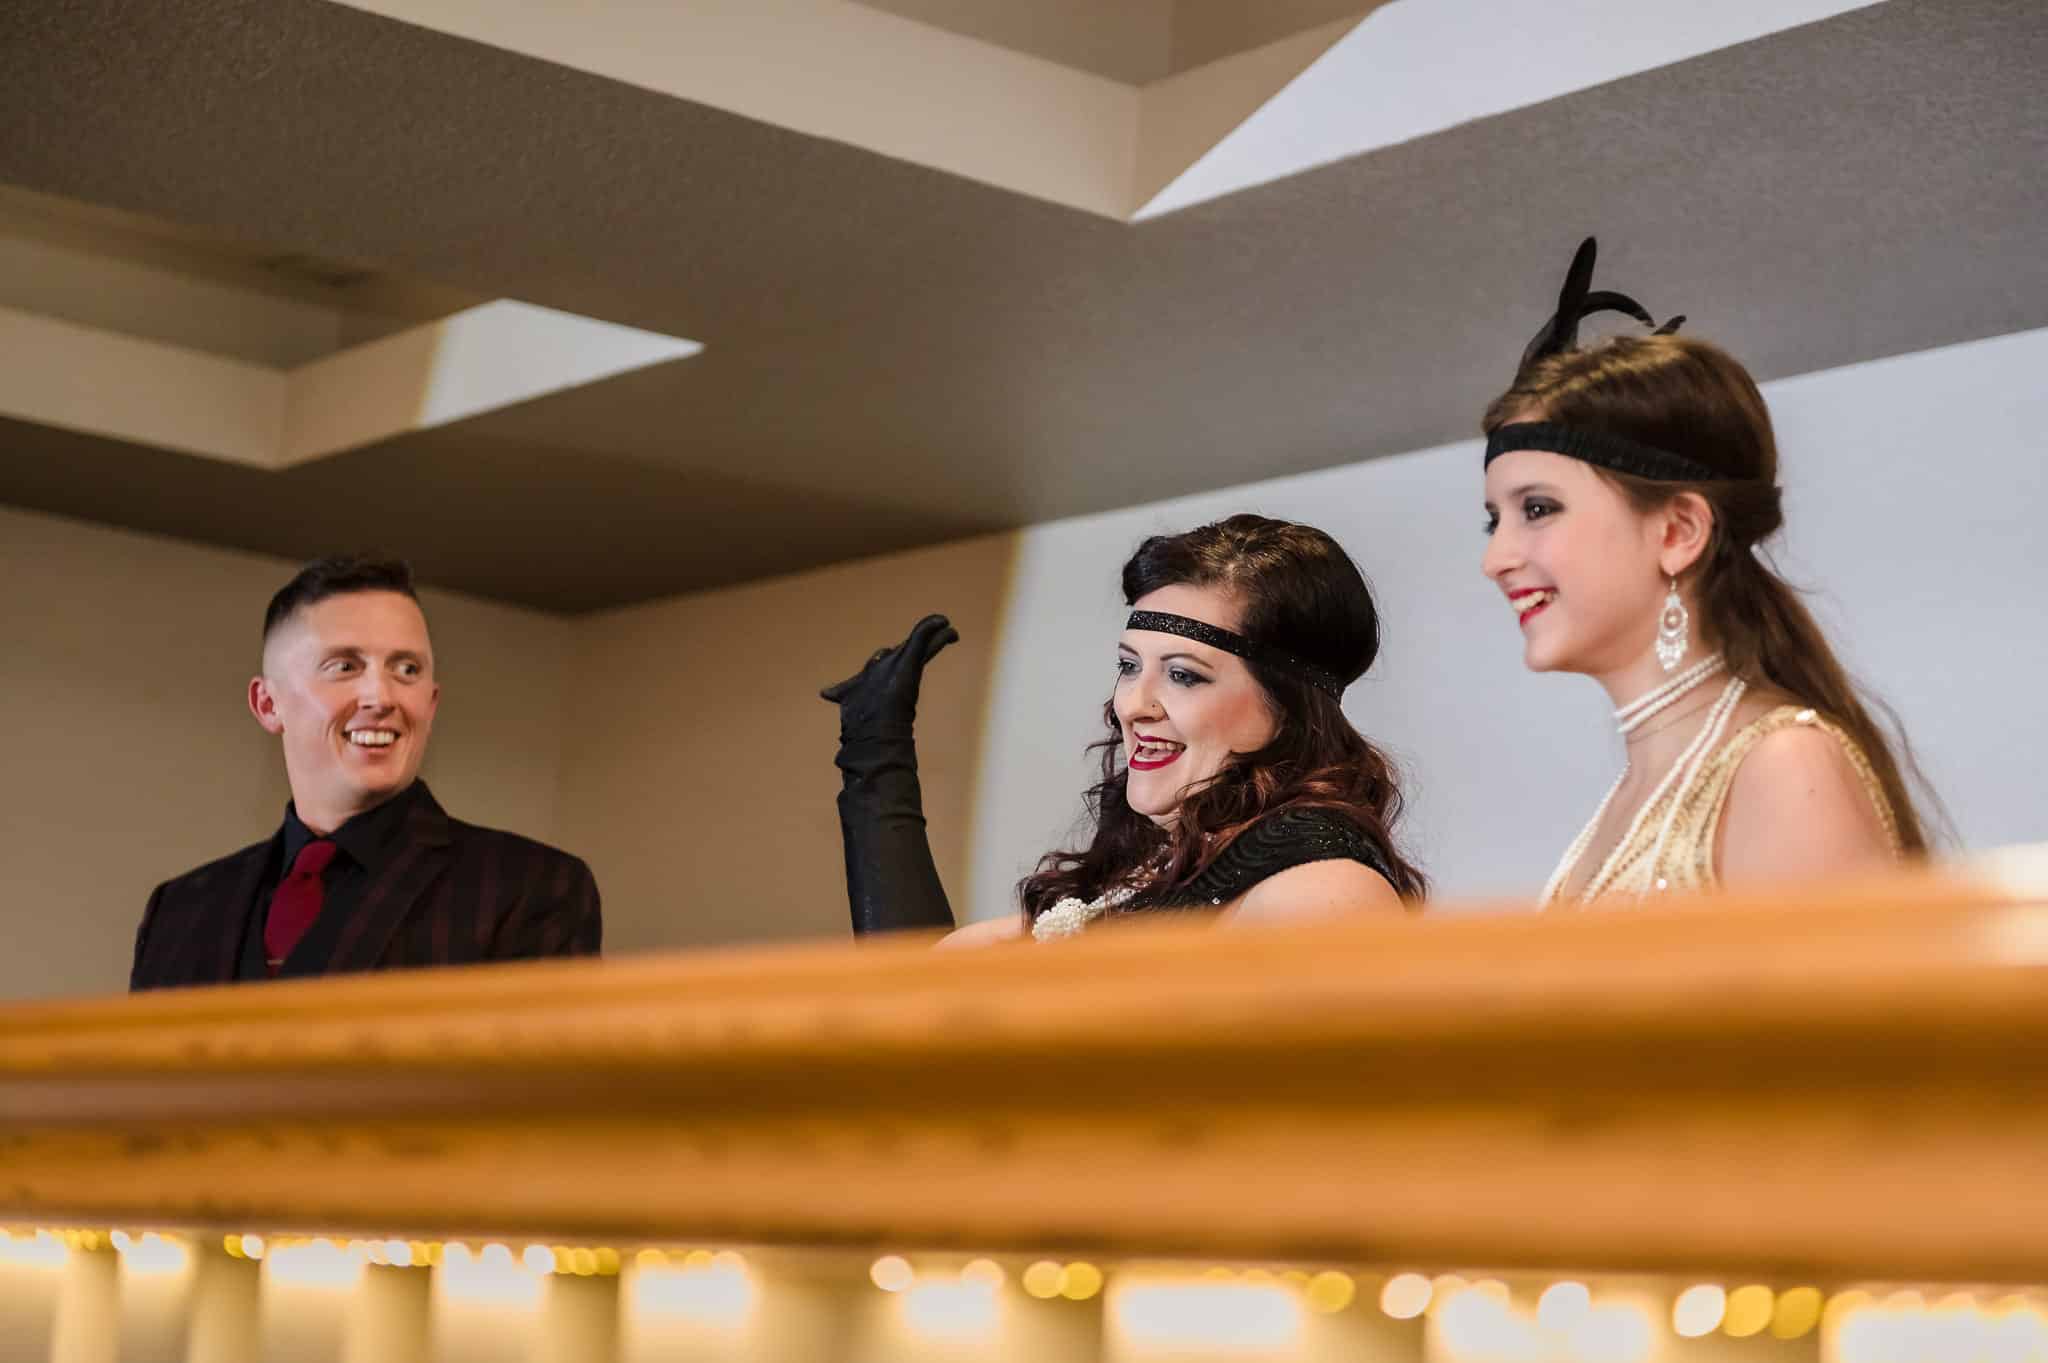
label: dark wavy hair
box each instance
[1018,515,1426,919]
[1484,334,1935,853]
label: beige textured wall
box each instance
[557,532,1017,957]
[0,505,574,1000]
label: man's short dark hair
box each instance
[263,555,422,644]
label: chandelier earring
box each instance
[1654,577,1690,672]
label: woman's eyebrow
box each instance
[1117,644,1215,667]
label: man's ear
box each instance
[1658,490,1716,578]
[249,676,285,735]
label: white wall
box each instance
[960,327,2048,916]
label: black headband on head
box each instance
[1492,236,1712,484]
[1126,610,1347,699]
[1484,421,1725,482]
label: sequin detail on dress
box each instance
[1544,704,1901,905]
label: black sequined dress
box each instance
[1086,806,1395,920]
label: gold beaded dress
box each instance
[1545,705,1903,905]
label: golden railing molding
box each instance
[4,869,2045,1283]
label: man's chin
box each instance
[345,769,417,803]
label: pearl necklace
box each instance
[1541,660,1728,902]
[1031,885,1135,941]
[1543,675,1748,905]
[1613,654,1724,735]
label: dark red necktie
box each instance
[265,839,338,976]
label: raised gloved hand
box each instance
[822,615,961,936]
[820,614,960,742]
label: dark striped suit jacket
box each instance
[129,784,600,991]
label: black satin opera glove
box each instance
[820,614,961,936]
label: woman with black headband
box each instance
[823,515,1425,941]
[1481,239,1930,903]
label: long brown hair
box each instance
[1484,334,1934,853]
[1018,515,1426,918]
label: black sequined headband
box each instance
[1487,237,1722,484]
[1126,610,1347,699]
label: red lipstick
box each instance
[1128,732,1184,771]
[1507,587,1556,628]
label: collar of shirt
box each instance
[280,779,428,876]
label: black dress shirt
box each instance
[236,779,429,981]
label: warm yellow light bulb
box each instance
[1772,1286,1823,1339]
[1725,1284,1775,1337]
[1022,1261,1063,1299]
[871,1255,915,1293]
[962,1258,1004,1287]
[1380,1273,1433,1320]
[1306,1271,1357,1314]
[1060,1262,1104,1301]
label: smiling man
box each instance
[129,556,600,990]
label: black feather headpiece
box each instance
[1486,237,1718,482]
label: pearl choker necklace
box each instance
[1544,673,1748,905]
[1613,654,1725,736]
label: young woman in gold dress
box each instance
[1479,240,1932,904]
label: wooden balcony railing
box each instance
[5,868,2043,1286]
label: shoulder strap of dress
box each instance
[1695,705,1903,856]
